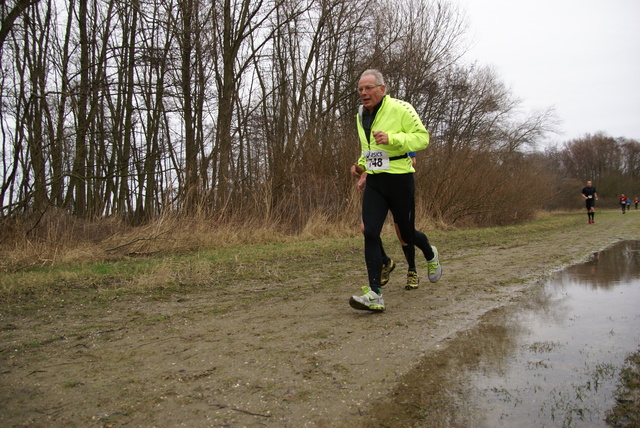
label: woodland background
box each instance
[2,0,640,248]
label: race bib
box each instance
[588,195,593,199]
[364,150,389,171]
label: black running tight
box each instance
[362,173,433,290]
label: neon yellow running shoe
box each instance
[349,286,385,311]
[406,270,419,290]
[380,259,396,286]
[427,245,442,283]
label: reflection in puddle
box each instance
[370,241,640,427]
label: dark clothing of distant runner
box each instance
[582,186,597,210]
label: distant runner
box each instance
[620,194,629,214]
[581,180,598,224]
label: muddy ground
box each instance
[1,213,639,427]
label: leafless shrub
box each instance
[416,146,552,227]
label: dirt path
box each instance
[2,213,639,427]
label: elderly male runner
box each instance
[349,69,442,312]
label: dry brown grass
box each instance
[0,206,365,274]
[0,179,555,276]
[0,208,606,304]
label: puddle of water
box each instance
[369,240,640,428]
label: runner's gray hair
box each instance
[361,69,385,86]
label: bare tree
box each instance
[0,0,40,51]
[21,0,51,212]
[64,0,91,217]
[0,0,566,228]
[560,133,622,186]
[208,0,295,213]
[247,0,372,225]
[558,133,640,200]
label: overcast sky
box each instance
[454,0,640,147]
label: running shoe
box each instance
[349,286,385,311]
[380,259,396,286]
[406,270,419,290]
[427,245,442,283]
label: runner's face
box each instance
[358,75,385,111]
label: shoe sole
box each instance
[349,297,385,311]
